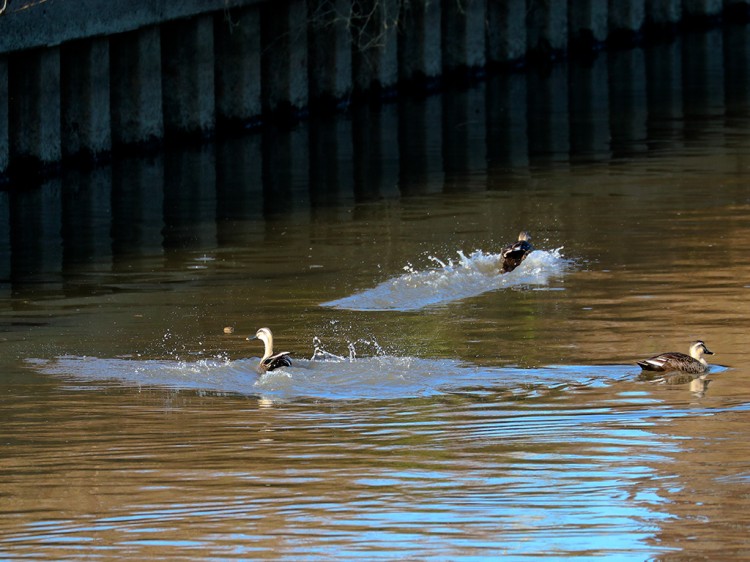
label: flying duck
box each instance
[247,327,292,372]
[501,231,534,273]
[637,340,714,374]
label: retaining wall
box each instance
[0,0,749,179]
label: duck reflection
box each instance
[637,371,713,397]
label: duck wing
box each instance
[262,352,292,372]
[637,352,700,373]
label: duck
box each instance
[247,327,292,372]
[501,231,534,273]
[636,340,714,374]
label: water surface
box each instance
[3,28,750,560]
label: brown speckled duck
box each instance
[501,231,534,273]
[247,327,292,372]
[637,341,713,374]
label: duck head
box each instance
[247,327,274,359]
[690,340,714,360]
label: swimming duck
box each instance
[636,340,714,374]
[247,327,292,372]
[501,231,534,273]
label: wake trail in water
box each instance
[322,248,570,311]
[27,351,630,402]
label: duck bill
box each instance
[247,335,258,341]
[704,348,714,355]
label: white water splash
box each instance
[322,248,570,311]
[26,350,630,402]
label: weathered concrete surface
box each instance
[527,0,568,57]
[647,0,682,25]
[443,0,487,72]
[9,48,61,164]
[487,0,526,65]
[214,7,262,126]
[0,57,7,172]
[569,0,609,47]
[162,16,216,137]
[352,0,399,93]
[110,27,164,147]
[609,0,646,38]
[0,0,264,54]
[684,0,723,17]
[61,37,111,158]
[261,0,308,114]
[1,0,748,179]
[308,0,353,105]
[398,0,442,83]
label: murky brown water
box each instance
[3,27,750,559]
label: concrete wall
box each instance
[0,0,265,54]
[3,28,749,284]
[1,0,749,177]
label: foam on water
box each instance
[322,248,570,311]
[27,348,632,402]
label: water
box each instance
[3,28,750,559]
[322,248,570,311]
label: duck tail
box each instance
[637,360,657,371]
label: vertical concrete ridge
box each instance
[61,37,111,160]
[308,0,353,108]
[398,0,441,87]
[442,0,487,77]
[609,0,646,45]
[110,26,164,148]
[261,0,309,119]
[0,56,7,177]
[527,0,569,60]
[569,0,609,51]
[9,47,61,169]
[352,0,399,95]
[684,0,723,18]
[215,7,263,128]
[162,15,216,138]
[648,0,682,27]
[0,0,748,178]
[487,0,526,67]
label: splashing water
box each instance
[322,248,570,311]
[26,348,632,403]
